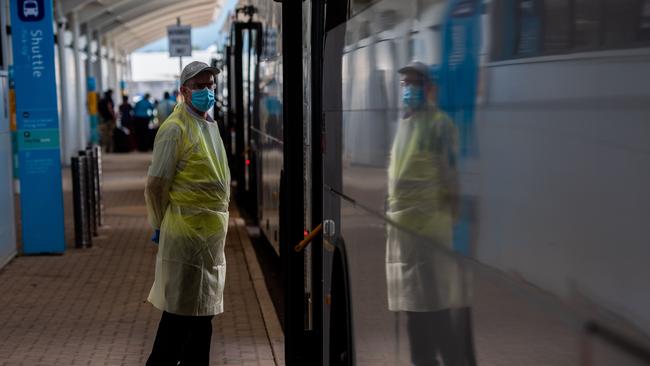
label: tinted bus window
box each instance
[603,0,641,47]
[494,0,650,62]
[575,0,602,48]
[641,0,650,41]
[543,0,572,52]
[515,0,542,56]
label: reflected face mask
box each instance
[402,85,425,110]
[190,88,216,112]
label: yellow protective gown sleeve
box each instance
[145,103,231,316]
[145,123,181,229]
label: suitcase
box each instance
[113,126,132,153]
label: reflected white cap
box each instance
[398,61,439,83]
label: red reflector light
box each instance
[245,159,250,165]
[304,230,309,237]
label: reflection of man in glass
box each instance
[260,78,282,141]
[386,61,475,366]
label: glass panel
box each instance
[256,0,284,254]
[337,200,580,365]
[257,55,283,254]
[323,0,650,365]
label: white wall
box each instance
[476,50,650,334]
[0,72,17,269]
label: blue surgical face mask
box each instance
[190,88,215,112]
[402,85,425,110]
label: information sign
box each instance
[10,0,66,254]
[167,25,192,57]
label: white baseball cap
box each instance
[180,61,220,85]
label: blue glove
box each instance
[151,229,160,244]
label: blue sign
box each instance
[10,0,65,253]
[439,0,482,256]
[87,76,96,91]
[439,0,481,158]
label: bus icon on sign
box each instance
[18,0,44,21]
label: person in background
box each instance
[119,95,133,129]
[150,92,177,148]
[98,89,116,153]
[134,93,154,151]
[156,91,176,124]
[386,61,476,366]
[118,95,134,152]
[144,61,229,366]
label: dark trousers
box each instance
[134,117,150,152]
[146,311,214,366]
[406,308,476,366]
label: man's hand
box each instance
[151,229,160,245]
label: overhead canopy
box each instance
[61,0,224,53]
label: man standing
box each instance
[156,91,176,124]
[134,93,154,151]
[98,89,116,153]
[117,95,134,152]
[144,61,229,366]
[386,62,475,366]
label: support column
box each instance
[55,2,70,164]
[0,0,18,269]
[71,11,87,149]
[95,31,104,93]
[118,50,127,96]
[85,25,94,80]
[0,0,9,70]
[126,54,132,82]
[85,25,99,144]
[109,41,118,94]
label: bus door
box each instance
[228,11,262,218]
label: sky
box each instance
[136,0,238,52]
[130,49,218,81]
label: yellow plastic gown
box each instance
[145,103,230,316]
[386,109,469,312]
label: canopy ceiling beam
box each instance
[118,14,210,51]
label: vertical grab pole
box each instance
[281,0,306,364]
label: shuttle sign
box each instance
[10,0,66,253]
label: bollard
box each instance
[86,147,98,235]
[71,156,92,248]
[80,150,97,237]
[93,145,104,227]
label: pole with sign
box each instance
[168,18,192,77]
[9,0,66,253]
[87,77,99,143]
